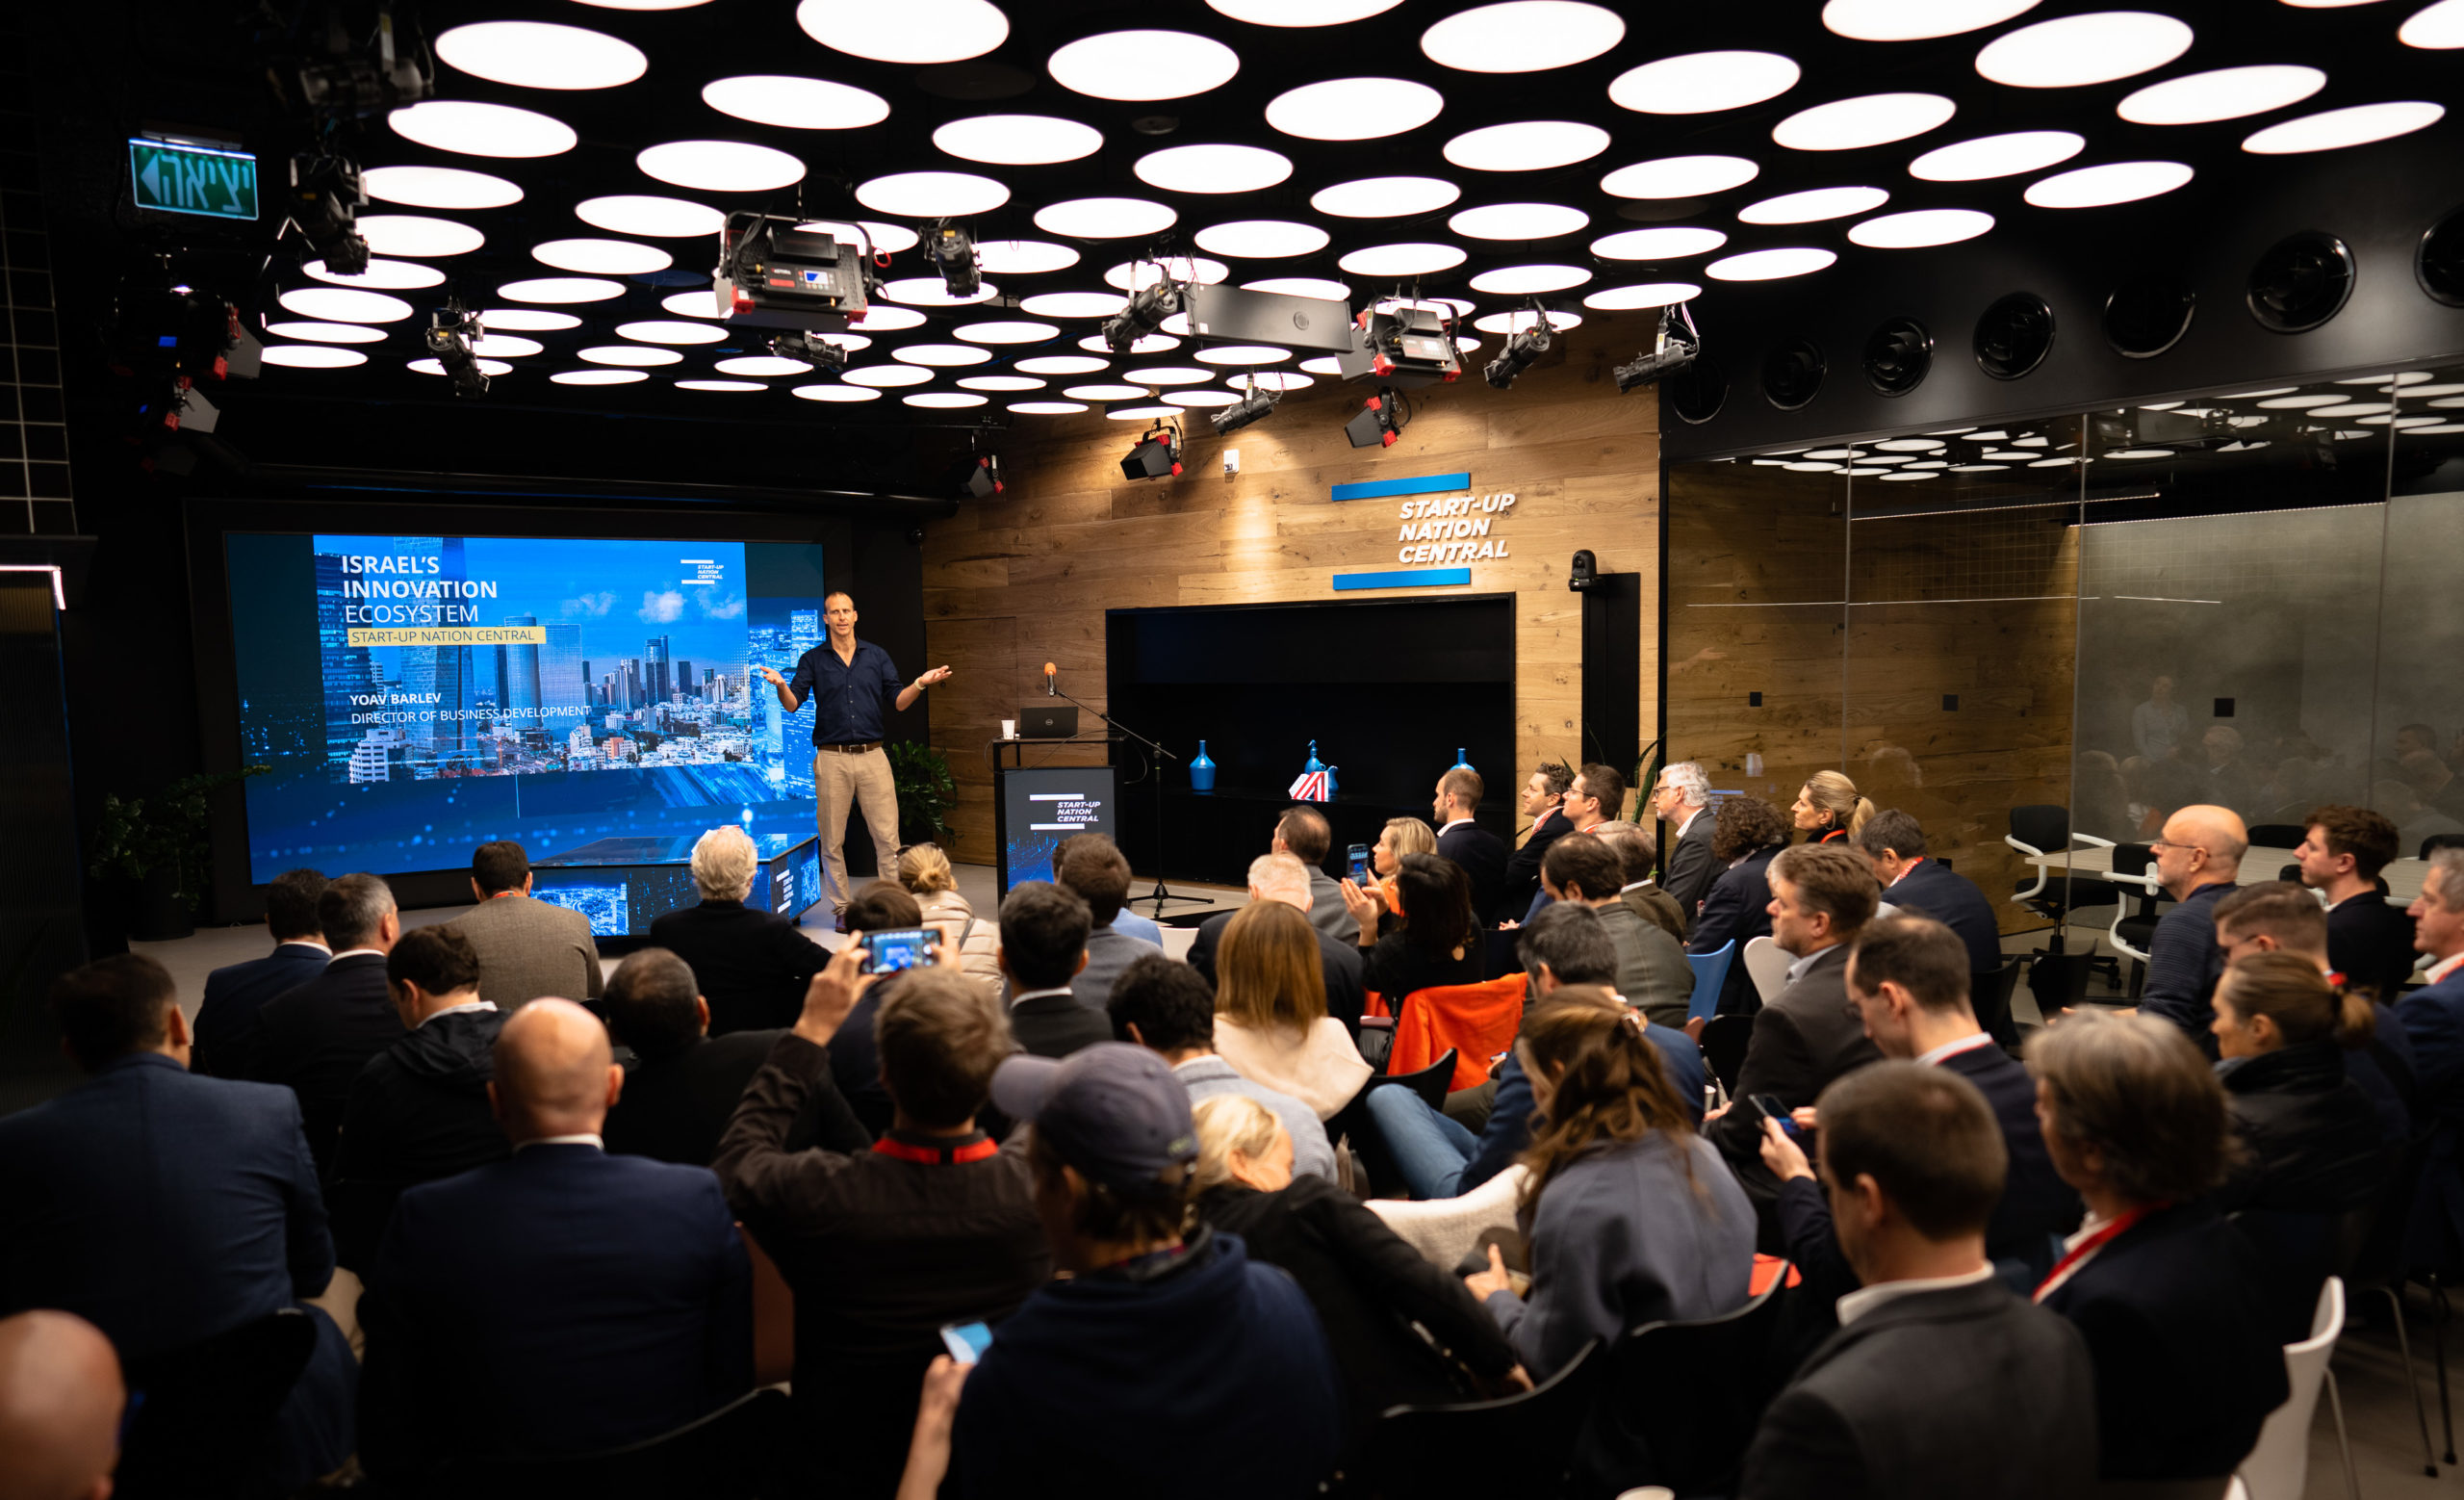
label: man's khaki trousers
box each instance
[814,744,900,910]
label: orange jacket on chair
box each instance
[1389,972,1527,1093]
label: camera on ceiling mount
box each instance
[1614,302,1702,394]
[715,213,872,331]
[921,220,981,300]
[425,298,488,398]
[1337,292,1463,389]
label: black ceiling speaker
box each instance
[2102,275,2196,358]
[1760,339,1825,411]
[2246,231,2354,333]
[1665,350,1727,425]
[1973,292,2055,380]
[1861,317,1931,397]
[2417,205,2464,307]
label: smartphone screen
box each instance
[940,1320,992,1364]
[1347,843,1370,882]
[1749,1094,1798,1135]
[860,927,937,975]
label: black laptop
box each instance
[1018,705,1078,738]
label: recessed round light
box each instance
[389,101,577,158]
[1449,203,1588,240]
[1209,0,1403,20]
[1034,197,1179,239]
[954,320,1062,344]
[483,307,582,331]
[1108,403,1181,420]
[1608,51,1801,114]
[553,369,648,385]
[1739,186,1889,223]
[498,276,627,303]
[1191,345,1292,366]
[842,365,937,387]
[793,383,883,401]
[881,276,1001,307]
[659,290,724,319]
[1946,462,2012,471]
[795,0,1009,64]
[1372,296,1477,319]
[362,165,522,209]
[704,75,890,131]
[961,375,1046,391]
[616,320,729,345]
[1021,291,1128,319]
[1473,307,1582,334]
[2332,372,2429,385]
[278,287,415,323]
[577,195,724,239]
[2401,0,2464,46]
[1167,389,1243,408]
[676,380,766,392]
[857,171,1009,218]
[974,241,1079,276]
[1337,243,1468,276]
[470,334,543,358]
[1049,31,1242,101]
[1823,0,2041,40]
[1009,400,1088,414]
[1583,281,1704,308]
[1084,332,1178,354]
[1976,12,2194,88]
[2304,401,2391,417]
[260,345,369,369]
[908,392,989,408]
[2244,101,2446,153]
[533,238,672,275]
[1192,221,1330,260]
[1122,365,1213,385]
[1468,264,1589,295]
[1873,437,1945,451]
[1707,246,1838,280]
[1265,78,1444,142]
[436,21,645,91]
[2257,394,2344,407]
[1588,226,1727,259]
[1848,208,1995,246]
[797,220,919,255]
[934,115,1104,166]
[2102,448,2176,458]
[1136,143,1293,194]
[898,344,996,367]
[1066,383,1150,401]
[1245,276,1350,299]
[1104,257,1228,291]
[409,356,514,377]
[1600,155,1762,198]
[638,141,806,193]
[1231,370,1316,392]
[2024,160,2194,207]
[1297,355,1344,375]
[1775,93,1957,150]
[580,346,682,366]
[304,258,444,290]
[1876,471,1940,480]
[354,215,484,258]
[2028,456,2084,467]
[264,321,388,344]
[2118,65,2325,125]
[575,0,712,10]
[1311,176,1462,218]
[1908,129,2084,180]
[1420,2,1626,72]
[1016,354,1112,375]
[1444,120,1611,171]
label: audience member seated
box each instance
[254,871,409,1178]
[1463,986,1754,1380]
[651,824,831,1035]
[921,1044,1341,1499]
[1271,804,1360,943]
[1362,815,1440,938]
[1191,1094,1522,1445]
[2028,1012,2289,1490]
[1541,834,1692,1027]
[601,947,867,1166]
[0,955,356,1491]
[0,1310,123,1500]
[2202,726,2261,819]
[1188,855,1369,1034]
[1852,810,2004,979]
[996,880,1108,1059]
[2399,848,2464,1266]
[1433,765,1510,923]
[1367,905,1705,1202]
[358,999,750,1483]
[1108,953,1337,1183]
[1653,761,1720,924]
[1340,850,1483,1008]
[1506,763,1630,925]
[1054,833,1167,1012]
[1590,819,1687,944]
[2137,804,2247,1054]
[444,840,603,1010]
[715,951,1046,1498]
[2403,747,2464,825]
[193,866,329,1080]
[1213,900,1373,1119]
[1791,769,1874,844]
[2216,882,2415,1144]
[899,842,1003,994]
[830,881,935,1130]
[328,926,509,1271]
[1685,796,1791,1007]
[1050,829,1162,944]
[1502,759,1576,912]
[2295,804,2421,998]
[1737,1064,2097,1500]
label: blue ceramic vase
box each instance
[1451,747,1474,773]
[1189,740,1216,793]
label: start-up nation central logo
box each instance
[1328,470,1519,567]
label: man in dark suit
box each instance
[1653,761,1720,925]
[651,824,831,1035]
[193,866,330,1080]
[2136,804,2246,1054]
[1502,761,1575,913]
[2296,805,2421,998]
[1188,855,1368,1036]
[1737,1063,2097,1500]
[254,872,409,1179]
[0,955,356,1492]
[357,999,751,1483]
[998,881,1110,1058]
[1433,765,1510,924]
[1854,810,2012,1042]
[2400,850,2464,1265]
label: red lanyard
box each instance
[2034,1205,2158,1304]
[871,1136,1000,1165]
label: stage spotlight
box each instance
[425,298,488,398]
[1613,303,1701,395]
[1345,387,1407,449]
[289,152,371,275]
[293,1,434,117]
[922,220,982,299]
[770,331,850,374]
[1483,299,1554,389]
[1210,383,1279,436]
[1119,422,1182,481]
[1103,276,1182,355]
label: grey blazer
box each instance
[447,893,605,1009]
[1305,868,1362,944]
[1597,901,1696,1029]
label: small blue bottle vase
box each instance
[1303,740,1325,775]
[1189,740,1217,793]
[1451,747,1474,774]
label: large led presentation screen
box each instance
[225,531,831,884]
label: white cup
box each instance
[1616,1489,1677,1500]
[1000,719,1016,739]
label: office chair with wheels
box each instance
[2006,806,2124,993]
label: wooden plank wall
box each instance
[918,322,1661,866]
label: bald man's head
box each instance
[489,998,622,1144]
[0,1310,122,1500]
[2167,804,2249,862]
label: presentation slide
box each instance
[225,531,831,884]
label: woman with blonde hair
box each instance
[894,842,1000,994]
[2209,951,2388,1219]
[1212,901,1371,1119]
[1791,769,1874,842]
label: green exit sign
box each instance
[129,138,258,221]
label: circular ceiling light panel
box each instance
[1824,0,2042,39]
[265,321,387,343]
[1108,403,1181,421]
[976,240,1079,275]
[468,334,542,358]
[2118,65,2325,125]
[552,369,648,385]
[304,258,444,290]
[1449,203,1588,240]
[577,195,724,238]
[960,375,1045,391]
[260,345,369,369]
[1193,345,1293,365]
[1590,225,1729,258]
[616,320,728,345]
[362,165,522,209]
[908,392,990,408]
[1473,307,1582,334]
[842,365,936,387]
[1849,208,1995,246]
[797,219,918,254]
[1609,51,1800,114]
[1167,389,1243,408]
[1468,264,1589,294]
[1774,92,1957,150]
[1583,281,1703,308]
[1132,144,1294,198]
[1021,291,1128,319]
[1033,197,1178,239]
[795,0,1009,64]
[1122,365,1213,385]
[710,355,815,377]
[483,307,582,331]
[576,0,713,9]
[389,101,578,158]
[1104,257,1228,291]
[1009,400,1087,414]
[1909,129,2084,180]
[881,276,1001,307]
[410,356,514,377]
[1600,155,1761,198]
[2256,393,2345,407]
[277,287,414,323]
[856,170,1009,218]
[704,75,889,131]
[954,320,1061,344]
[1066,383,1149,401]
[1048,31,1242,101]
[1444,120,1611,171]
[1707,246,1838,280]
[1194,220,1330,259]
[1337,243,1468,276]
[580,345,682,366]
[1245,276,1350,298]
[355,215,484,257]
[1266,78,1444,141]
[676,380,766,392]
[1081,332,1179,354]
[2244,101,2446,152]
[793,383,883,402]
[2401,0,2464,46]
[1976,11,2193,87]
[1209,0,1404,20]
[498,276,627,303]
[1231,370,1316,392]
[1311,176,1461,218]
[638,141,805,193]
[1420,2,1626,72]
[659,290,724,319]
[436,21,646,91]
[934,114,1103,166]
[2024,160,2194,206]
[1739,186,1889,223]
[897,343,996,367]
[1016,354,1111,375]
[533,238,672,274]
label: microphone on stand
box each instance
[1043,661,1058,697]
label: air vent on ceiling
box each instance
[2102,276,2196,358]
[1760,339,1824,411]
[2246,231,2354,334]
[2420,206,2464,307]
[1666,351,1727,425]
[1861,317,1932,398]
[1974,292,2055,380]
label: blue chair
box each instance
[1687,941,1736,1024]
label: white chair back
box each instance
[1742,935,1793,1007]
[1366,1165,1529,1270]
[2235,1277,2347,1500]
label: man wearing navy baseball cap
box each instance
[900,1041,1343,1499]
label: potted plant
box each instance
[89,764,270,942]
[886,739,957,848]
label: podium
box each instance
[990,737,1118,898]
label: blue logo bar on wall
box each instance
[1330,472,1471,503]
[1333,567,1473,591]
